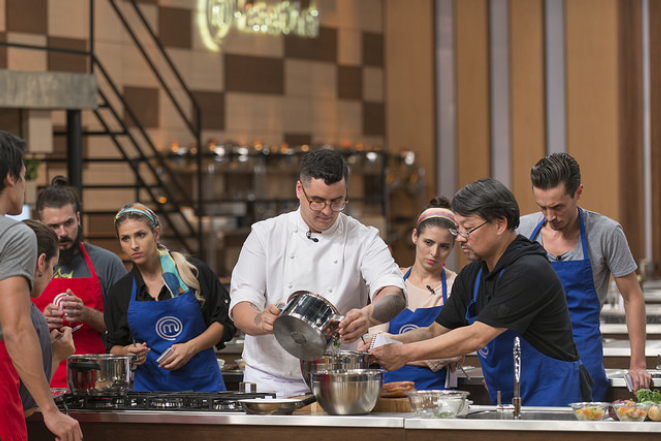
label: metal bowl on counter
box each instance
[300,350,371,390]
[310,369,383,415]
[67,354,133,396]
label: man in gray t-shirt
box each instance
[0,130,82,440]
[516,152,649,400]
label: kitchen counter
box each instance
[26,405,661,441]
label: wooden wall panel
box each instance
[565,0,620,220]
[455,0,491,188]
[509,0,545,214]
[617,0,644,262]
[650,0,661,270]
[384,0,435,202]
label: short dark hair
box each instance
[0,131,27,194]
[451,178,520,230]
[299,149,349,186]
[35,176,82,220]
[530,152,581,197]
[23,219,59,261]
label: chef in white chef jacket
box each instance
[230,149,407,397]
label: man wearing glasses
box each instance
[370,178,592,406]
[230,148,406,397]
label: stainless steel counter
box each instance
[28,406,661,434]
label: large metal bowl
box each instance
[300,350,371,391]
[310,369,383,415]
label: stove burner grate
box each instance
[54,391,275,412]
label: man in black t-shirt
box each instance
[369,178,592,406]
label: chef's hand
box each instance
[127,342,150,365]
[42,406,83,441]
[369,343,408,371]
[357,334,373,351]
[628,367,652,393]
[59,289,89,323]
[258,303,284,334]
[43,302,66,330]
[338,309,369,344]
[51,327,75,361]
[159,343,195,371]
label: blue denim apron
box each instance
[127,278,225,392]
[383,268,448,389]
[530,208,608,400]
[467,268,583,406]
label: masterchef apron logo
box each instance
[397,324,419,334]
[155,316,183,341]
[53,292,69,309]
[478,347,489,358]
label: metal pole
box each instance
[66,109,83,209]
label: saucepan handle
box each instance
[68,361,101,372]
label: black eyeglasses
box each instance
[301,185,348,212]
[449,220,489,239]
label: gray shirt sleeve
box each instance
[0,217,37,340]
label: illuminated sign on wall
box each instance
[199,0,320,51]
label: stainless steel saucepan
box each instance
[273,291,344,361]
[67,354,133,396]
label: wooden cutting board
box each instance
[371,397,412,413]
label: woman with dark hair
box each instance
[369,197,460,390]
[20,219,75,418]
[104,203,235,392]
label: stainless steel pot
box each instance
[273,291,344,361]
[67,354,133,396]
[300,350,370,391]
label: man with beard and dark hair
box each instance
[33,176,126,387]
[369,178,592,407]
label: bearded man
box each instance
[34,176,126,387]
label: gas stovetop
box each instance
[54,391,276,412]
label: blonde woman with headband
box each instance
[369,196,460,390]
[104,203,236,392]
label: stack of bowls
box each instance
[310,369,383,415]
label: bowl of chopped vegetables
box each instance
[635,388,661,421]
[568,402,610,421]
[611,402,651,422]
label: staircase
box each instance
[10,0,205,260]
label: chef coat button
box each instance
[288,284,293,289]
[334,260,338,264]
[328,288,333,293]
[290,254,295,259]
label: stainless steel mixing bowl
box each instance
[310,369,383,415]
[300,350,371,391]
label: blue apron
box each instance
[530,208,608,401]
[127,278,225,392]
[383,268,448,390]
[467,268,584,406]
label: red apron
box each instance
[32,242,106,388]
[0,341,28,440]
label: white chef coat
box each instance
[229,209,407,390]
